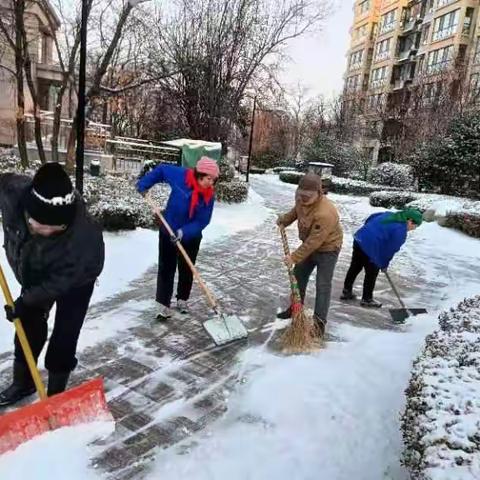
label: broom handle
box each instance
[145,194,219,312]
[0,264,47,400]
[384,270,409,311]
[278,225,302,305]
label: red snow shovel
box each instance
[0,263,112,455]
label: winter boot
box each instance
[360,298,382,308]
[156,304,173,321]
[276,306,292,320]
[176,299,190,314]
[47,371,70,397]
[0,360,36,407]
[340,289,357,301]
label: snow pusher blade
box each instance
[0,378,111,455]
[203,312,248,346]
[389,308,428,324]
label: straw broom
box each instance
[278,225,321,353]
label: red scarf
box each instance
[185,169,214,218]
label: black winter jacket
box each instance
[0,173,104,308]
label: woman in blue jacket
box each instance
[137,157,219,320]
[341,208,423,308]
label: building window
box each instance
[422,82,442,105]
[432,9,459,41]
[354,24,369,41]
[436,0,457,9]
[474,38,480,65]
[371,66,388,88]
[463,8,474,35]
[349,50,364,70]
[346,74,362,92]
[367,93,385,110]
[359,0,370,15]
[380,9,397,34]
[426,45,453,74]
[375,38,391,61]
[470,73,480,103]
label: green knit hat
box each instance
[382,208,423,226]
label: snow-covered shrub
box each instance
[250,167,266,174]
[369,190,419,208]
[329,176,397,196]
[272,166,296,173]
[215,180,248,203]
[279,171,305,185]
[368,162,414,189]
[445,211,480,238]
[0,148,42,175]
[218,157,235,182]
[402,296,480,480]
[84,174,169,230]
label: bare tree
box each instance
[146,0,332,148]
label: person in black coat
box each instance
[0,163,104,406]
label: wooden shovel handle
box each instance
[145,194,219,311]
[0,264,47,399]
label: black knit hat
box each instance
[25,163,76,226]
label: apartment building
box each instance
[344,0,480,161]
[0,0,68,146]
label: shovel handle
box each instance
[383,270,408,311]
[144,194,219,312]
[0,264,47,400]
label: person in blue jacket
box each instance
[137,157,219,320]
[340,208,423,308]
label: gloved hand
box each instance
[170,229,183,243]
[4,297,26,323]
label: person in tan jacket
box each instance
[276,173,343,335]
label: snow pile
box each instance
[402,296,480,480]
[368,162,414,189]
[0,421,113,480]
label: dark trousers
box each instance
[293,251,339,322]
[14,281,95,375]
[343,241,379,301]
[156,231,201,307]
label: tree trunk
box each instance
[21,6,47,164]
[14,0,28,168]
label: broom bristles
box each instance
[280,306,322,354]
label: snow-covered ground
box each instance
[2,175,480,480]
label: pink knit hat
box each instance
[196,156,220,179]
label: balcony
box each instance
[402,18,416,34]
[393,78,413,90]
[36,62,63,83]
[397,49,416,63]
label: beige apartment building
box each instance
[344,0,480,161]
[0,0,69,146]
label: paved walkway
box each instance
[0,175,443,479]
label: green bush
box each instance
[279,171,305,185]
[444,212,480,238]
[369,191,419,208]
